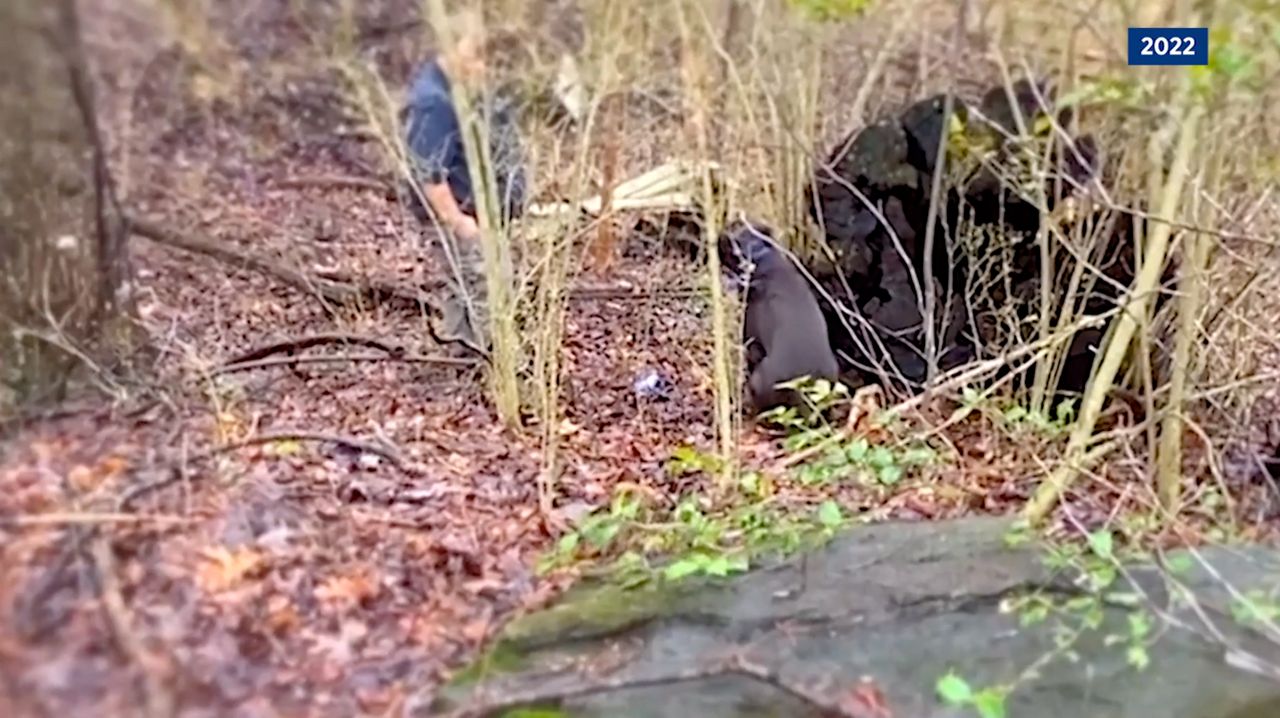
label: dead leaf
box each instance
[266,594,300,635]
[460,616,490,644]
[315,569,380,609]
[195,545,265,593]
[67,465,99,493]
[99,455,130,479]
[215,411,245,443]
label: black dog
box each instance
[722,222,841,414]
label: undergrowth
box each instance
[537,378,946,585]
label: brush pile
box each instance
[808,79,1167,398]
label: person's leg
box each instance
[432,225,490,353]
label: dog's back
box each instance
[727,224,840,412]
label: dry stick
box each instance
[60,0,130,314]
[219,332,407,365]
[674,0,735,488]
[127,214,445,305]
[1157,172,1213,513]
[1023,96,1204,524]
[1,512,191,528]
[119,430,415,510]
[129,214,450,308]
[89,537,175,718]
[846,9,914,128]
[128,214,484,358]
[423,0,520,426]
[212,352,477,377]
[567,285,708,301]
[210,430,406,466]
[273,174,391,193]
[919,3,967,385]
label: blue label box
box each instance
[1128,27,1209,66]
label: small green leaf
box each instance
[1019,603,1049,626]
[877,464,903,485]
[936,672,973,705]
[1064,596,1095,613]
[900,446,936,465]
[823,446,850,467]
[868,446,895,468]
[972,689,1007,718]
[797,464,825,485]
[1083,603,1106,630]
[1003,521,1033,547]
[1126,644,1150,671]
[664,557,704,580]
[1128,611,1151,639]
[706,556,734,576]
[1090,564,1117,590]
[817,500,844,528]
[1087,530,1114,560]
[557,533,580,555]
[1055,398,1077,424]
[1105,591,1142,607]
[504,708,569,718]
[846,437,870,462]
[1164,554,1194,574]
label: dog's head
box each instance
[718,219,778,277]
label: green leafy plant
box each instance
[538,443,848,585]
[757,376,850,434]
[537,491,643,574]
[1229,589,1280,626]
[1000,398,1076,436]
[785,0,873,22]
[793,432,937,486]
[936,672,1009,718]
[666,444,727,476]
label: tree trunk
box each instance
[0,0,134,413]
[58,0,131,318]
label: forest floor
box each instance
[3,1,1279,716]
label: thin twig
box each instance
[568,285,707,301]
[274,174,391,193]
[89,537,175,718]
[220,332,406,365]
[119,430,417,509]
[1,512,191,528]
[211,352,478,377]
[127,214,489,360]
[211,430,407,467]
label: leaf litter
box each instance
[3,1,1279,716]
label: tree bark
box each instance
[57,0,131,319]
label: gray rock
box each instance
[434,517,1280,718]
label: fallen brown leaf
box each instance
[195,545,265,593]
[315,569,380,609]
